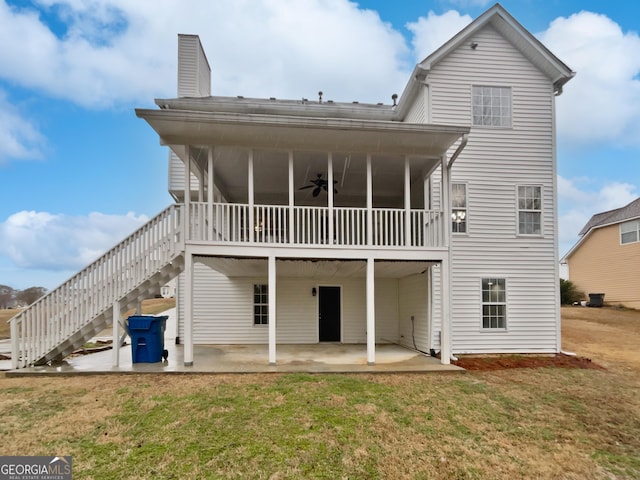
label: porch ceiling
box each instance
[195,256,434,279]
[136,109,468,158]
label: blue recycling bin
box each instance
[128,315,168,363]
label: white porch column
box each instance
[404,156,411,246]
[440,155,452,364]
[184,145,191,241]
[208,147,215,241]
[366,154,373,246]
[268,255,277,365]
[327,152,334,244]
[112,300,120,367]
[288,151,295,244]
[184,250,194,366]
[248,149,255,243]
[366,257,375,365]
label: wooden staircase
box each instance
[10,205,184,368]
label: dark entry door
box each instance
[319,286,341,342]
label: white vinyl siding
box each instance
[620,220,640,244]
[169,151,200,196]
[179,265,400,345]
[375,279,399,343]
[170,35,210,197]
[398,273,430,351]
[177,34,211,98]
[425,24,559,353]
[405,86,426,123]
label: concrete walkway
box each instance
[4,308,463,375]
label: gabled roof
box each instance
[561,197,640,262]
[578,198,640,236]
[396,2,575,118]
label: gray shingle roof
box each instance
[579,197,640,236]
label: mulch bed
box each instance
[453,353,605,371]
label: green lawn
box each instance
[1,368,638,479]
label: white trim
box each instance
[248,149,255,243]
[268,255,276,364]
[480,277,508,331]
[366,258,375,365]
[515,184,544,237]
[184,250,194,366]
[451,181,468,235]
[112,300,120,367]
[404,156,411,246]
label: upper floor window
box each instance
[517,185,542,235]
[253,284,268,325]
[452,183,467,233]
[472,86,511,127]
[621,220,640,244]
[482,278,506,329]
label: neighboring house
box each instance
[562,198,640,309]
[10,3,574,369]
[161,278,176,299]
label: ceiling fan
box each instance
[298,173,338,197]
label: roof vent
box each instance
[392,93,398,107]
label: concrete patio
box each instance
[4,308,463,376]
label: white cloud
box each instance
[0,210,148,271]
[0,0,411,107]
[0,89,45,163]
[539,12,640,147]
[407,9,473,62]
[557,175,637,256]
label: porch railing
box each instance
[188,202,444,248]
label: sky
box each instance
[1,0,639,290]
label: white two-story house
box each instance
[10,3,574,369]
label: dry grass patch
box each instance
[0,308,22,339]
[562,305,640,371]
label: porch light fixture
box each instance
[312,287,317,297]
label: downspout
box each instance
[446,133,468,362]
[447,134,469,169]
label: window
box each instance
[621,220,640,244]
[452,183,467,233]
[253,284,268,325]
[482,278,506,329]
[517,185,542,235]
[472,86,511,127]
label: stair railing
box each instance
[10,204,183,368]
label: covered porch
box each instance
[7,307,462,375]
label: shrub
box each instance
[560,279,584,305]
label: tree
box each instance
[0,285,16,309]
[560,279,583,305]
[16,287,47,306]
